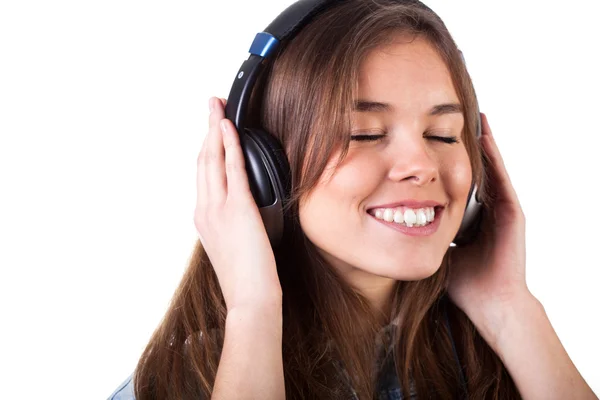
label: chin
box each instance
[374,254,444,281]
[389,265,441,281]
[402,265,441,281]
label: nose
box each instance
[387,138,439,186]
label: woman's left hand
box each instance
[447,113,531,342]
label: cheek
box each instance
[315,153,383,208]
[443,148,473,204]
[299,155,382,243]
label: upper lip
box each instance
[367,199,445,210]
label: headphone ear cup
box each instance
[243,128,291,246]
[452,183,483,247]
[245,128,291,197]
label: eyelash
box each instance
[350,134,459,144]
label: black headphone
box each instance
[225,0,483,250]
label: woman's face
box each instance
[298,36,472,306]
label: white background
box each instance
[1,1,598,398]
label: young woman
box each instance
[109,0,596,399]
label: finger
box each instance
[219,97,227,107]
[196,122,209,211]
[205,97,227,205]
[220,118,253,201]
[195,124,209,238]
[479,113,522,212]
[480,112,493,136]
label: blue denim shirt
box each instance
[108,363,415,400]
[108,374,134,400]
[107,364,415,399]
[107,323,417,400]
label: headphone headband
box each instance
[225,0,435,134]
[224,0,335,133]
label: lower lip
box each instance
[369,207,443,237]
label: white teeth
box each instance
[403,209,417,226]
[371,206,437,227]
[416,209,427,225]
[393,209,404,223]
[383,208,394,222]
[425,208,433,222]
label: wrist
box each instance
[226,301,283,340]
[471,289,542,352]
[493,292,545,356]
[469,292,596,399]
[226,284,283,314]
[227,296,283,322]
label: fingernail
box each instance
[209,97,214,112]
[220,120,227,134]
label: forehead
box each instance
[357,36,459,111]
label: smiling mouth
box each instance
[367,206,444,237]
[367,205,443,225]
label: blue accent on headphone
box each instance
[249,32,280,57]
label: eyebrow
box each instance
[353,100,463,116]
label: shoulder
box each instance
[107,373,135,400]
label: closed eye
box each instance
[350,134,386,142]
[349,134,459,144]
[428,135,459,144]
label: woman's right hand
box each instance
[194,96,282,312]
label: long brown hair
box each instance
[133,1,520,398]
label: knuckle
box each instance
[230,183,253,201]
[203,190,224,209]
[223,137,237,151]
[204,151,219,165]
[225,158,243,173]
[205,197,221,210]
